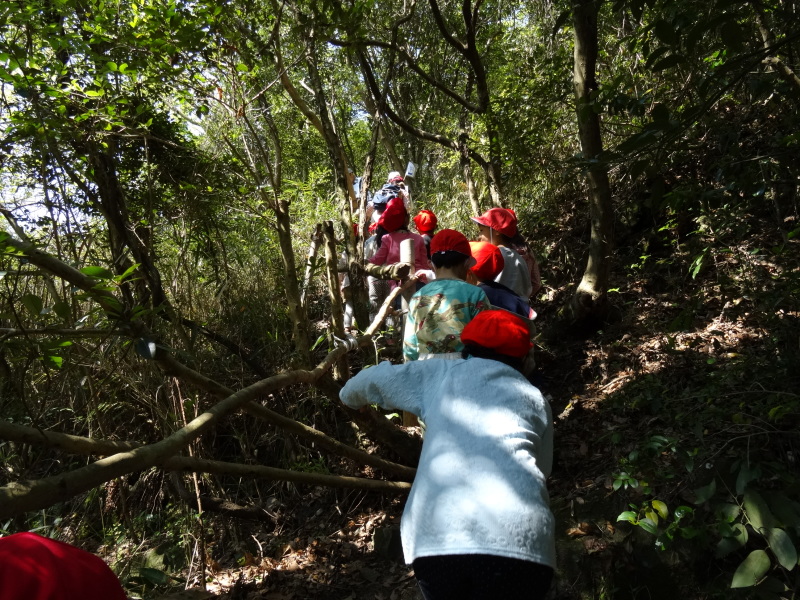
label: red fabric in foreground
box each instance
[0,532,127,600]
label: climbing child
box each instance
[366,197,431,289]
[340,310,555,600]
[412,209,438,258]
[403,229,490,361]
[471,207,541,300]
[468,241,536,320]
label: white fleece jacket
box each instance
[340,358,555,568]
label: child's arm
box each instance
[340,360,450,417]
[368,235,389,265]
[402,296,421,361]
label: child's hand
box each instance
[389,263,411,279]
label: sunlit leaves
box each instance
[730,550,770,588]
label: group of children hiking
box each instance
[340,172,556,599]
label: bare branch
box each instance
[0,421,411,496]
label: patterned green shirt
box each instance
[403,279,491,361]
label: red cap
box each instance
[0,532,128,600]
[470,208,517,238]
[469,241,504,281]
[430,229,472,256]
[461,310,533,359]
[413,209,437,234]
[377,197,408,232]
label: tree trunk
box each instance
[570,0,613,324]
[275,198,312,362]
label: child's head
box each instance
[429,229,475,279]
[460,309,533,371]
[470,208,517,246]
[469,241,504,282]
[377,197,409,232]
[413,209,437,236]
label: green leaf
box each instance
[21,294,44,317]
[139,567,170,585]
[53,301,71,321]
[653,20,679,46]
[736,462,761,495]
[717,503,741,523]
[764,527,797,571]
[638,517,658,535]
[551,9,571,37]
[716,523,748,558]
[46,355,63,368]
[652,500,668,520]
[744,489,776,531]
[694,479,717,504]
[617,511,638,523]
[310,333,327,351]
[135,338,158,360]
[114,263,140,283]
[731,550,770,588]
[644,46,671,70]
[80,266,114,279]
[764,492,800,530]
[652,55,685,71]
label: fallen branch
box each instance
[0,421,411,496]
[0,348,346,519]
[158,354,417,479]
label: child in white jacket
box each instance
[340,310,554,600]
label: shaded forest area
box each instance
[1,0,798,598]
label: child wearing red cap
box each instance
[468,241,535,320]
[341,310,554,600]
[412,209,438,258]
[471,208,541,299]
[0,532,128,600]
[365,198,430,290]
[403,229,490,361]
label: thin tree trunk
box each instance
[570,0,613,323]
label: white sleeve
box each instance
[339,360,451,417]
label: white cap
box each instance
[387,171,403,182]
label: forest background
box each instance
[0,0,798,598]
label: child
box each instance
[365,198,430,288]
[471,208,541,299]
[403,229,490,361]
[468,241,535,320]
[340,310,555,600]
[412,209,438,258]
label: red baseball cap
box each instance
[377,197,408,233]
[430,229,475,265]
[469,241,504,281]
[461,310,533,359]
[0,532,128,600]
[470,208,517,238]
[412,209,437,234]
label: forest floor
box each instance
[139,228,798,600]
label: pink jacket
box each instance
[369,230,430,287]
